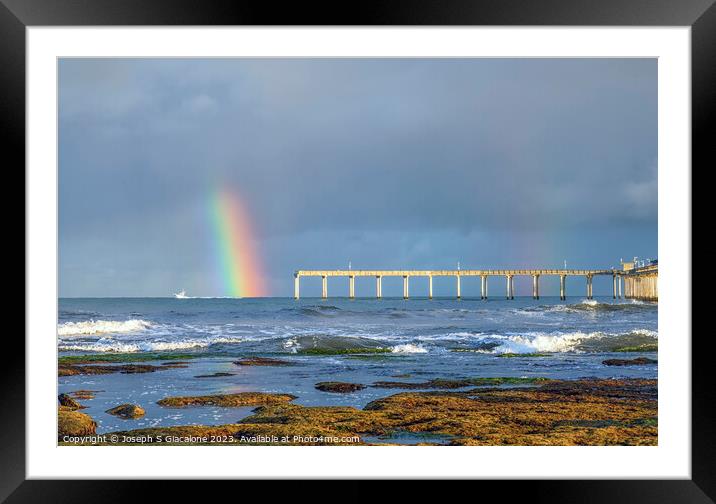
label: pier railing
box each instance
[293,269,625,301]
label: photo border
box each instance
[7,0,710,498]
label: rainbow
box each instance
[210,189,267,297]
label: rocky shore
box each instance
[59,377,657,446]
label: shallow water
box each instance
[58,296,657,434]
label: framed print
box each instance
[7,0,711,498]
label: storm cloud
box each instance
[59,58,656,297]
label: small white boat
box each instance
[174,289,188,299]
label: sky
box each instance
[58,58,657,298]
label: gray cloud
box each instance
[59,58,656,297]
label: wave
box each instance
[59,309,104,317]
[281,334,387,353]
[483,329,657,354]
[280,335,430,354]
[562,300,656,313]
[271,329,656,355]
[58,336,244,353]
[58,319,153,336]
[391,344,428,354]
[292,305,344,317]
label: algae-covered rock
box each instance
[315,382,366,393]
[194,372,235,378]
[233,357,293,367]
[59,363,166,377]
[612,344,658,353]
[103,378,657,446]
[372,377,549,390]
[157,392,297,408]
[603,357,657,366]
[106,404,146,419]
[58,393,82,410]
[58,409,97,438]
[58,353,204,365]
[69,390,101,400]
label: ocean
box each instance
[58,296,658,434]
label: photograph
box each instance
[56,57,659,447]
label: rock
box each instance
[612,344,658,353]
[233,357,293,367]
[69,390,101,400]
[160,363,190,369]
[602,357,658,366]
[58,410,96,438]
[58,393,83,410]
[157,392,297,408]
[372,380,464,390]
[58,353,201,365]
[194,372,235,378]
[58,363,166,376]
[237,378,657,446]
[315,382,366,393]
[103,378,657,446]
[371,377,550,390]
[106,404,146,419]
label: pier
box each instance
[622,263,658,302]
[293,269,632,300]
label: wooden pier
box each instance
[293,269,628,301]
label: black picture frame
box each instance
[5,0,710,499]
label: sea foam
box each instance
[58,336,244,353]
[391,343,428,354]
[58,319,153,336]
[492,329,658,354]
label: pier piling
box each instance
[291,267,653,301]
[505,275,515,300]
[622,265,657,301]
[532,274,540,300]
[612,273,617,299]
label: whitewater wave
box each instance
[58,336,244,353]
[487,329,658,354]
[391,343,428,354]
[58,319,153,336]
[272,329,657,355]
